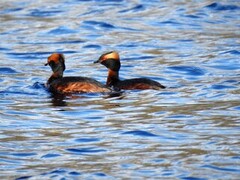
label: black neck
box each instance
[102,59,121,72]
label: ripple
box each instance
[180,177,207,180]
[0,7,23,14]
[0,67,18,74]
[10,152,37,157]
[76,0,92,2]
[0,0,239,179]
[220,50,240,55]
[231,106,240,111]
[31,82,46,90]
[1,87,43,97]
[6,51,77,60]
[47,26,78,35]
[19,40,85,45]
[0,47,11,51]
[122,130,158,137]
[205,2,240,11]
[123,55,156,61]
[83,44,101,49]
[208,58,240,70]
[49,169,67,174]
[68,171,81,176]
[39,168,82,179]
[160,19,182,26]
[83,20,115,29]
[94,172,107,177]
[16,176,32,180]
[119,4,145,13]
[66,147,106,155]
[74,137,100,143]
[211,84,236,90]
[41,153,61,159]
[37,168,114,179]
[28,9,63,17]
[167,66,205,76]
[182,14,201,19]
[202,165,240,173]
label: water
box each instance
[0,0,240,179]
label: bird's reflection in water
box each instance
[50,91,125,107]
[50,93,68,106]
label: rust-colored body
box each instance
[94,51,166,91]
[45,53,111,94]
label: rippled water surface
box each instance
[0,0,240,179]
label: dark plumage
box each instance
[94,51,166,91]
[45,53,111,94]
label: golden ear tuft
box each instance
[47,53,64,64]
[102,51,120,61]
[109,51,120,60]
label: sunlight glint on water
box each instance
[0,0,240,179]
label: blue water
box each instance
[0,0,240,179]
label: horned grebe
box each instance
[45,53,111,94]
[94,51,165,91]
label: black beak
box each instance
[93,60,100,64]
[45,61,55,66]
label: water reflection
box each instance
[0,0,240,179]
[49,91,125,107]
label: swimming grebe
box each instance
[94,51,166,91]
[45,53,111,94]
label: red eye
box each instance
[102,56,107,61]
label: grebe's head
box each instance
[45,53,66,72]
[94,51,121,71]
